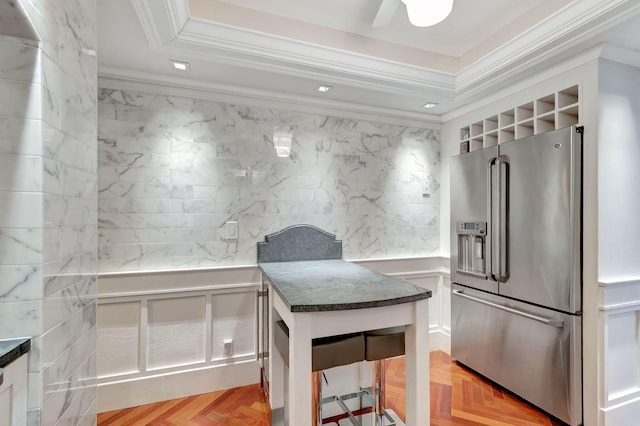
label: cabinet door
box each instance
[0,355,28,425]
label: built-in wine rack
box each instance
[459,85,580,153]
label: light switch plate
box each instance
[225,221,238,240]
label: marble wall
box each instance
[98,89,440,272]
[0,0,97,425]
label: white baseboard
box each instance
[429,328,451,355]
[97,360,260,413]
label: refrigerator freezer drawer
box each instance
[451,284,582,426]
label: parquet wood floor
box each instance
[97,351,564,426]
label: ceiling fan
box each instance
[372,0,454,28]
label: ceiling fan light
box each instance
[401,0,454,27]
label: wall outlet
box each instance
[223,339,234,357]
[225,221,238,240]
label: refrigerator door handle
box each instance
[487,158,496,281]
[496,155,510,282]
[452,289,565,328]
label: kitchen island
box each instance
[260,258,431,426]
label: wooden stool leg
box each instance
[312,371,322,426]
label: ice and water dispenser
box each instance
[456,222,486,277]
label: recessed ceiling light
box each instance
[423,102,438,109]
[315,84,333,93]
[170,60,190,71]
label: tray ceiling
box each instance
[97,0,640,123]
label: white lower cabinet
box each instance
[0,354,28,425]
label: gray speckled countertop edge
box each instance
[0,338,31,369]
[260,259,432,313]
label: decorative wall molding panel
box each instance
[598,278,640,425]
[96,256,450,411]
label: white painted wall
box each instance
[596,59,640,425]
[597,59,640,281]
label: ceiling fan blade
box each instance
[372,0,401,28]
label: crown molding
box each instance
[98,67,442,129]
[128,0,640,121]
[174,18,455,93]
[454,0,640,104]
[442,44,606,123]
[132,0,455,97]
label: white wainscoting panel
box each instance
[147,296,207,370]
[97,256,450,412]
[598,278,640,425]
[211,291,256,360]
[97,301,141,377]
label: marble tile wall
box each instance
[98,89,440,272]
[0,0,97,425]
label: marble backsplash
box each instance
[98,89,440,272]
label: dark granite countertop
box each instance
[259,259,431,312]
[0,338,31,369]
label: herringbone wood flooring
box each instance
[97,351,564,426]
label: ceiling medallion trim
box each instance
[98,67,442,129]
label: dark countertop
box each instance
[0,338,31,369]
[259,259,431,312]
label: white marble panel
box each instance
[0,117,41,156]
[0,14,38,39]
[44,194,97,227]
[0,155,42,191]
[45,133,95,174]
[43,324,96,395]
[0,228,43,265]
[99,244,143,261]
[0,300,42,336]
[147,296,206,370]
[98,213,144,229]
[0,265,42,302]
[0,192,42,227]
[40,84,61,129]
[43,158,61,194]
[0,40,40,83]
[41,302,96,365]
[144,242,194,258]
[145,213,195,228]
[116,228,171,244]
[42,351,96,426]
[0,1,25,17]
[60,166,97,198]
[98,89,440,271]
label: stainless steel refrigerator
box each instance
[450,125,583,425]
